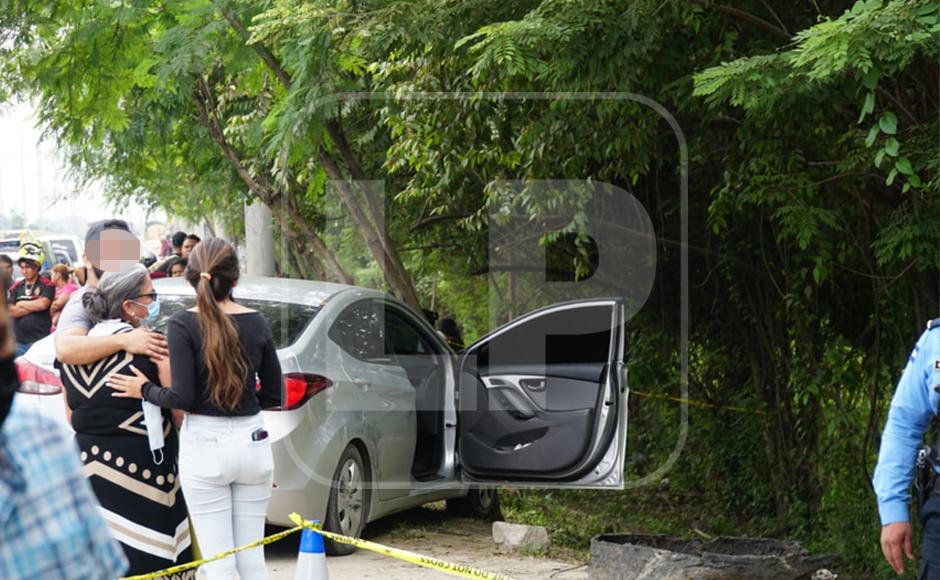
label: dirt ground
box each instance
[262,503,591,579]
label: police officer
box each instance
[874,317,940,578]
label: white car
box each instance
[14,333,69,428]
[0,233,84,269]
[16,277,627,555]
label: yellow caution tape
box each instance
[288,513,517,580]
[119,513,517,580]
[119,524,303,580]
[630,388,770,415]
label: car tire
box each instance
[323,444,370,556]
[446,486,501,520]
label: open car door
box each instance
[456,299,626,487]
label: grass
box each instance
[498,484,909,580]
[389,520,429,541]
[498,483,775,564]
[354,484,888,579]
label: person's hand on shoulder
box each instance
[119,328,169,362]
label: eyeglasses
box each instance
[132,292,158,302]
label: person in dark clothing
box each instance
[181,235,200,261]
[9,241,55,356]
[437,316,465,351]
[148,231,188,274]
[171,231,187,255]
[110,238,282,580]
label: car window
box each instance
[477,304,614,368]
[50,240,80,263]
[328,300,386,361]
[151,295,319,349]
[0,241,54,267]
[384,307,436,356]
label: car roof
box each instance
[152,276,360,307]
[0,235,79,244]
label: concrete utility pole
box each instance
[244,200,275,277]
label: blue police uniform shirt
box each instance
[873,318,940,525]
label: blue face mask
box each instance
[132,299,160,322]
[146,299,160,320]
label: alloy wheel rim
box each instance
[477,487,495,511]
[336,457,364,535]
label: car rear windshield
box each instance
[50,240,80,262]
[151,295,319,349]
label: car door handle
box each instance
[519,378,546,392]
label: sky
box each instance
[0,100,162,240]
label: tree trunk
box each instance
[279,193,354,284]
[191,75,352,284]
[218,7,420,309]
[324,118,422,309]
[318,151,422,311]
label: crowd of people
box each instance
[146,231,201,279]
[0,220,281,579]
[0,218,475,580]
[0,229,201,358]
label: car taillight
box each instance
[275,372,332,411]
[15,360,62,395]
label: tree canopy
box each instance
[1,0,937,575]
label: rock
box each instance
[812,570,838,580]
[492,521,550,552]
[590,534,839,580]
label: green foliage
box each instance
[1,1,938,576]
[694,0,939,194]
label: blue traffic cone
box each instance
[295,521,329,580]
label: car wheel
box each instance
[446,486,501,520]
[323,444,370,556]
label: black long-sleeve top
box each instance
[142,309,283,415]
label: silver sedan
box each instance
[16,276,628,555]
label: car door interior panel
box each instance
[457,301,624,482]
[460,400,595,473]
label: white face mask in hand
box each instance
[142,400,165,465]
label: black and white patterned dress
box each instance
[59,320,194,579]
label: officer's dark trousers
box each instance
[920,495,940,579]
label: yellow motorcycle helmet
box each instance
[17,239,45,268]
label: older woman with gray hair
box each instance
[58,264,194,578]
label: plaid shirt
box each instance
[0,402,127,579]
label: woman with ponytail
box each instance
[110,239,282,579]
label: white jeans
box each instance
[179,414,274,580]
